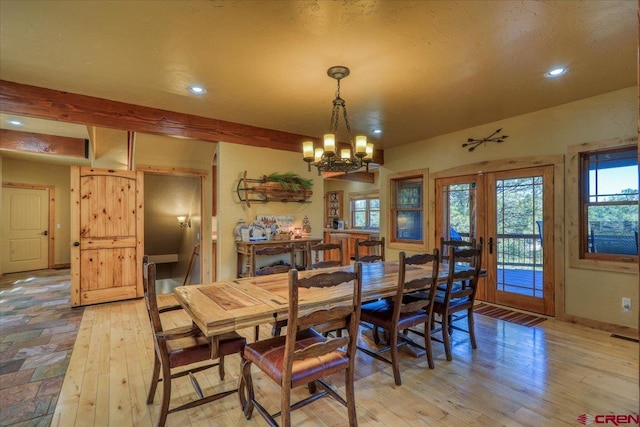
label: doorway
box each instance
[435,165,555,315]
[144,172,202,293]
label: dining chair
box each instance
[239,264,363,427]
[440,237,476,264]
[251,244,296,341]
[143,261,246,427]
[142,255,182,313]
[431,244,483,361]
[357,250,440,385]
[354,236,385,263]
[309,241,345,269]
[251,244,295,276]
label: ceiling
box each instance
[0,1,636,150]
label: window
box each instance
[389,169,428,249]
[351,197,380,229]
[580,145,638,262]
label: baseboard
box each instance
[51,263,71,269]
[561,314,638,339]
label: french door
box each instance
[435,165,554,315]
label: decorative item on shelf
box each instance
[236,171,313,207]
[273,231,293,241]
[234,218,248,241]
[462,128,509,152]
[302,215,311,235]
[293,228,302,239]
[302,65,374,175]
[177,216,191,228]
[248,220,268,241]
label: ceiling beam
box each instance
[0,80,384,165]
[0,129,87,158]
[322,171,375,183]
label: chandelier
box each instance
[302,66,374,175]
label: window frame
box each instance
[567,136,638,274]
[350,193,380,230]
[579,145,638,263]
[388,168,429,251]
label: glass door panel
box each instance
[486,166,554,315]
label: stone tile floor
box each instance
[0,269,82,427]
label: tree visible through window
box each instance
[580,145,638,260]
[351,197,380,229]
[391,176,424,243]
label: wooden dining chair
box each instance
[143,261,246,427]
[357,250,439,385]
[251,244,296,341]
[251,244,295,276]
[431,244,483,361]
[142,255,182,313]
[440,237,476,264]
[309,241,345,269]
[355,237,385,263]
[239,264,363,427]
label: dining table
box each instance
[173,260,448,357]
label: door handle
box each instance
[73,242,80,247]
[43,230,48,236]
[488,237,493,254]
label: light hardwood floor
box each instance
[51,298,639,426]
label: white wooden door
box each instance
[70,167,144,307]
[2,187,49,273]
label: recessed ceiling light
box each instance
[373,129,382,134]
[188,85,206,95]
[545,67,567,78]
[7,119,24,126]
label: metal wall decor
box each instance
[462,128,509,152]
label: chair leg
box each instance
[442,313,452,361]
[158,363,172,427]
[468,308,477,349]
[147,352,161,404]
[345,366,358,426]
[254,325,260,342]
[390,329,401,386]
[280,382,292,427]
[424,320,434,369]
[238,358,254,419]
[219,355,225,380]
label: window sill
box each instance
[569,257,638,274]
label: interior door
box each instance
[485,166,554,315]
[70,167,143,307]
[2,186,49,273]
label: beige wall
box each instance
[380,86,638,329]
[216,142,324,280]
[1,156,72,269]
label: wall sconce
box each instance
[177,216,191,228]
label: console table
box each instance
[236,237,322,277]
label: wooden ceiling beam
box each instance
[0,80,384,165]
[322,171,375,183]
[0,129,87,158]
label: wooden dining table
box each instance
[173,261,448,354]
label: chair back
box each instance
[143,261,165,341]
[440,237,476,264]
[309,241,344,269]
[393,250,440,321]
[355,237,385,263]
[441,244,483,307]
[251,244,295,276]
[283,264,363,379]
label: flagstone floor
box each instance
[0,269,82,427]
